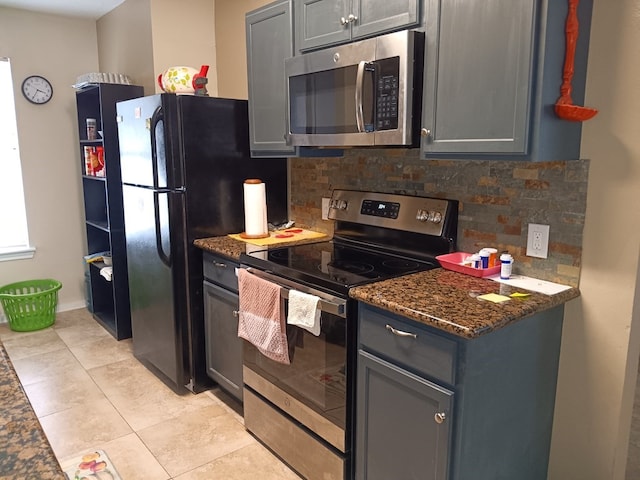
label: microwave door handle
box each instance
[355,61,376,133]
[355,61,367,132]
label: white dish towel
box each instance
[287,289,321,336]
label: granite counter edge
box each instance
[349,270,580,339]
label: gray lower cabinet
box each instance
[295,0,420,52]
[203,253,243,402]
[356,302,565,479]
[420,0,593,161]
[246,0,296,157]
[357,350,453,480]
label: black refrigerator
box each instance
[116,94,288,394]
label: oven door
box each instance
[241,267,349,453]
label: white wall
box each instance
[150,0,218,96]
[214,0,273,99]
[548,0,640,478]
[0,7,99,312]
[97,0,155,94]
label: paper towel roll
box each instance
[241,179,269,239]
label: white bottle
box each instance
[500,253,513,279]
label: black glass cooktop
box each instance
[241,240,437,295]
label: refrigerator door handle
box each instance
[154,191,171,267]
[150,105,164,190]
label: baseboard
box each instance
[58,300,88,313]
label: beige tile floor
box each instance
[0,308,301,479]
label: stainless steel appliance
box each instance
[239,190,459,480]
[284,30,424,148]
[116,94,287,394]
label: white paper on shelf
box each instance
[99,266,113,282]
[488,274,572,295]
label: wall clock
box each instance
[21,75,53,104]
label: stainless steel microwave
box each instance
[284,30,424,148]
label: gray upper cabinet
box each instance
[296,0,420,52]
[421,0,594,160]
[421,0,535,155]
[296,0,351,51]
[351,0,421,41]
[246,0,297,157]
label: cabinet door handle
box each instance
[340,14,357,25]
[233,310,239,317]
[213,262,227,268]
[434,412,446,424]
[385,324,417,339]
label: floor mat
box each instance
[60,450,122,480]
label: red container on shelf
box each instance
[95,146,105,177]
[84,146,95,176]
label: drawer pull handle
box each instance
[213,262,227,268]
[434,412,446,424]
[385,324,417,339]
[233,310,239,317]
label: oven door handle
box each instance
[278,287,345,317]
[243,267,347,318]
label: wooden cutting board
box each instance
[228,228,327,246]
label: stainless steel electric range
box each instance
[239,190,459,480]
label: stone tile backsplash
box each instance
[290,149,589,287]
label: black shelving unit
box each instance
[76,83,143,340]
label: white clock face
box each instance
[21,75,53,104]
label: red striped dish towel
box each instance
[237,269,290,364]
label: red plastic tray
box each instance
[436,252,501,278]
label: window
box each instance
[0,57,34,261]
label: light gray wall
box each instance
[0,7,99,311]
[97,0,155,94]
[548,0,640,477]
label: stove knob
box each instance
[416,209,428,221]
[431,211,443,224]
[337,200,348,210]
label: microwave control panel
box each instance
[375,57,400,131]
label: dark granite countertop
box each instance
[0,340,65,479]
[194,231,330,261]
[195,235,579,340]
[349,269,580,339]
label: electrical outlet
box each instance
[526,223,550,258]
[321,197,331,220]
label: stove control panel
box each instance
[416,209,443,224]
[330,199,348,210]
[361,200,400,219]
[328,189,458,237]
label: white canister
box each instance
[500,253,513,279]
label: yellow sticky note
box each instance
[478,293,511,303]
[509,292,531,298]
